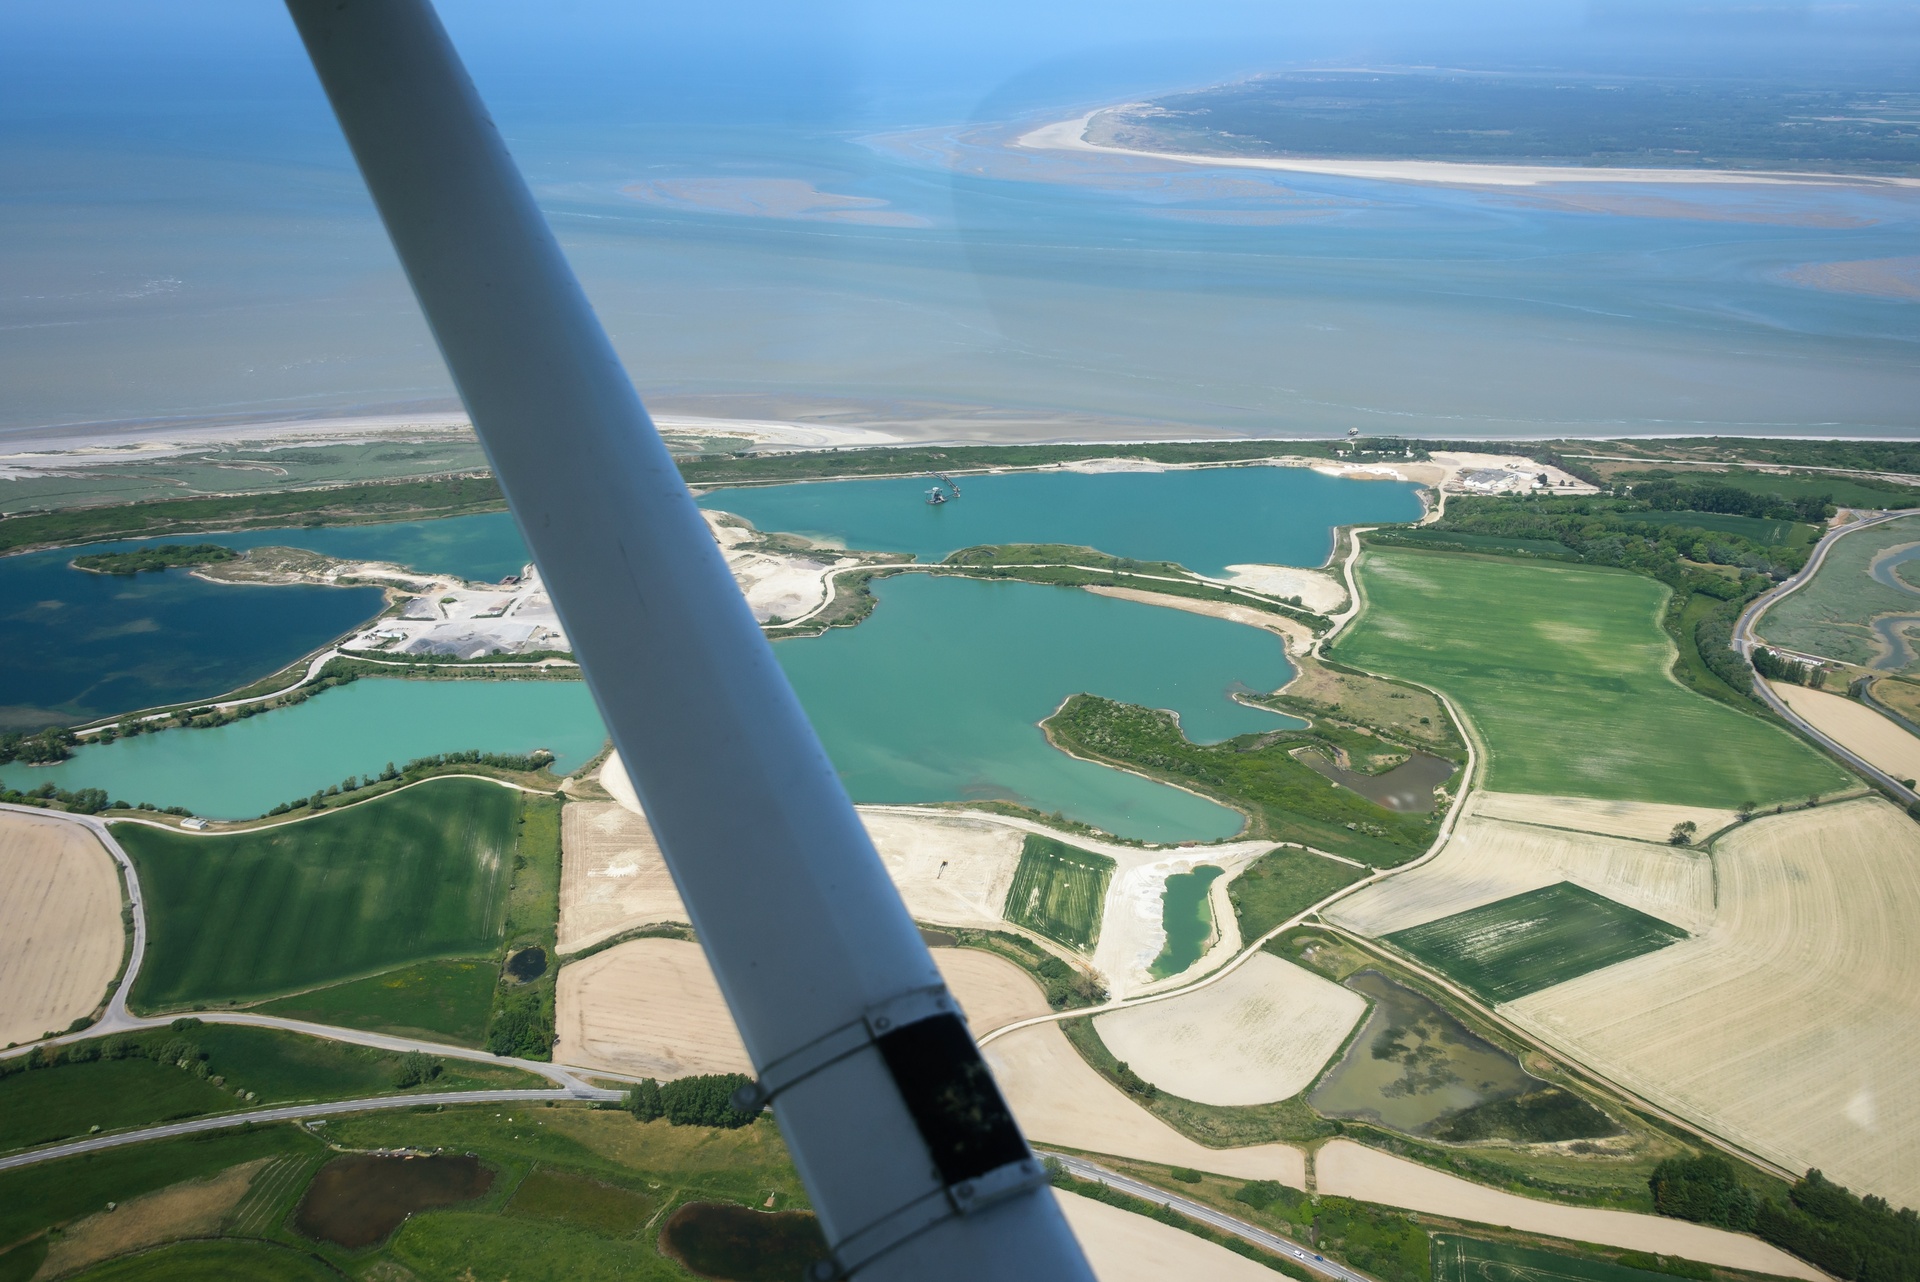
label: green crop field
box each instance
[1228,848,1365,942]
[1431,1234,1708,1282]
[1387,882,1687,1003]
[1628,510,1810,545]
[118,777,519,1009]
[1332,548,1851,806]
[1759,512,1920,669]
[255,957,499,1045]
[1002,834,1114,952]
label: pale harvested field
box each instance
[1316,1141,1821,1280]
[1082,585,1314,653]
[1505,798,1920,1206]
[1054,1189,1280,1282]
[1771,680,1920,783]
[1328,814,1713,938]
[557,801,685,955]
[0,811,123,1047]
[38,1158,269,1278]
[1093,953,1364,1105]
[554,938,751,1080]
[556,939,1049,1078]
[858,809,1024,930]
[983,1021,1306,1185]
[1468,791,1742,845]
[1217,563,1346,613]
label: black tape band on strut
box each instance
[874,1012,1030,1186]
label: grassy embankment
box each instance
[1043,695,1447,867]
[118,778,565,1056]
[0,1105,817,1282]
[1331,548,1853,807]
[0,1022,544,1159]
[1227,847,1368,942]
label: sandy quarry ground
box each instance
[1054,1189,1281,1282]
[1086,836,1275,1001]
[1467,790,1743,845]
[1502,798,1920,1207]
[1093,953,1365,1106]
[1328,812,1714,937]
[554,938,752,1080]
[1770,680,1920,783]
[703,511,858,624]
[983,1021,1306,1185]
[555,938,1051,1080]
[557,801,686,955]
[0,811,124,1047]
[857,809,1025,929]
[1315,1140,1822,1279]
[1082,584,1315,655]
[37,1157,270,1278]
[1214,564,1347,612]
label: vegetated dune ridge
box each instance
[1092,952,1364,1106]
[983,1021,1307,1185]
[1502,798,1920,1207]
[1052,1188,1281,1282]
[1333,549,1851,806]
[556,800,685,955]
[554,938,1049,1081]
[0,810,123,1046]
[1467,791,1742,845]
[1328,809,1716,937]
[36,1158,271,1278]
[1315,1141,1823,1281]
[1768,680,1920,783]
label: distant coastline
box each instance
[1018,109,1920,190]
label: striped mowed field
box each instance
[119,777,516,1009]
[1002,834,1113,952]
[1333,548,1851,807]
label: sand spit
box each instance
[1054,1189,1282,1282]
[1328,812,1715,938]
[1020,109,1920,191]
[1081,584,1315,654]
[1503,798,1920,1206]
[985,1020,1306,1184]
[1094,953,1364,1106]
[1215,564,1347,613]
[0,811,124,1047]
[1768,680,1920,784]
[1316,1141,1823,1279]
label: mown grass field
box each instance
[1386,882,1687,1004]
[1228,847,1368,942]
[119,777,518,1009]
[1430,1234,1703,1282]
[254,957,499,1045]
[1002,834,1113,952]
[1333,549,1851,806]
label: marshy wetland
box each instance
[294,1153,495,1249]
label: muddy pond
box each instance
[295,1154,494,1249]
[1296,750,1457,813]
[1309,970,1541,1134]
[658,1202,828,1282]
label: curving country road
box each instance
[1045,1152,1372,1282]
[1733,508,1920,807]
[0,1087,621,1175]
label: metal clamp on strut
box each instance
[730,985,962,1116]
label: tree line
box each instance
[1653,1155,1920,1281]
[626,1073,760,1128]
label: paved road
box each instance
[1733,508,1920,808]
[1046,1152,1374,1282]
[0,1087,622,1174]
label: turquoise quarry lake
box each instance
[700,466,1422,573]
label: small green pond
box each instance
[1149,865,1223,979]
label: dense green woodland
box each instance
[70,543,235,575]
[1653,1156,1920,1281]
